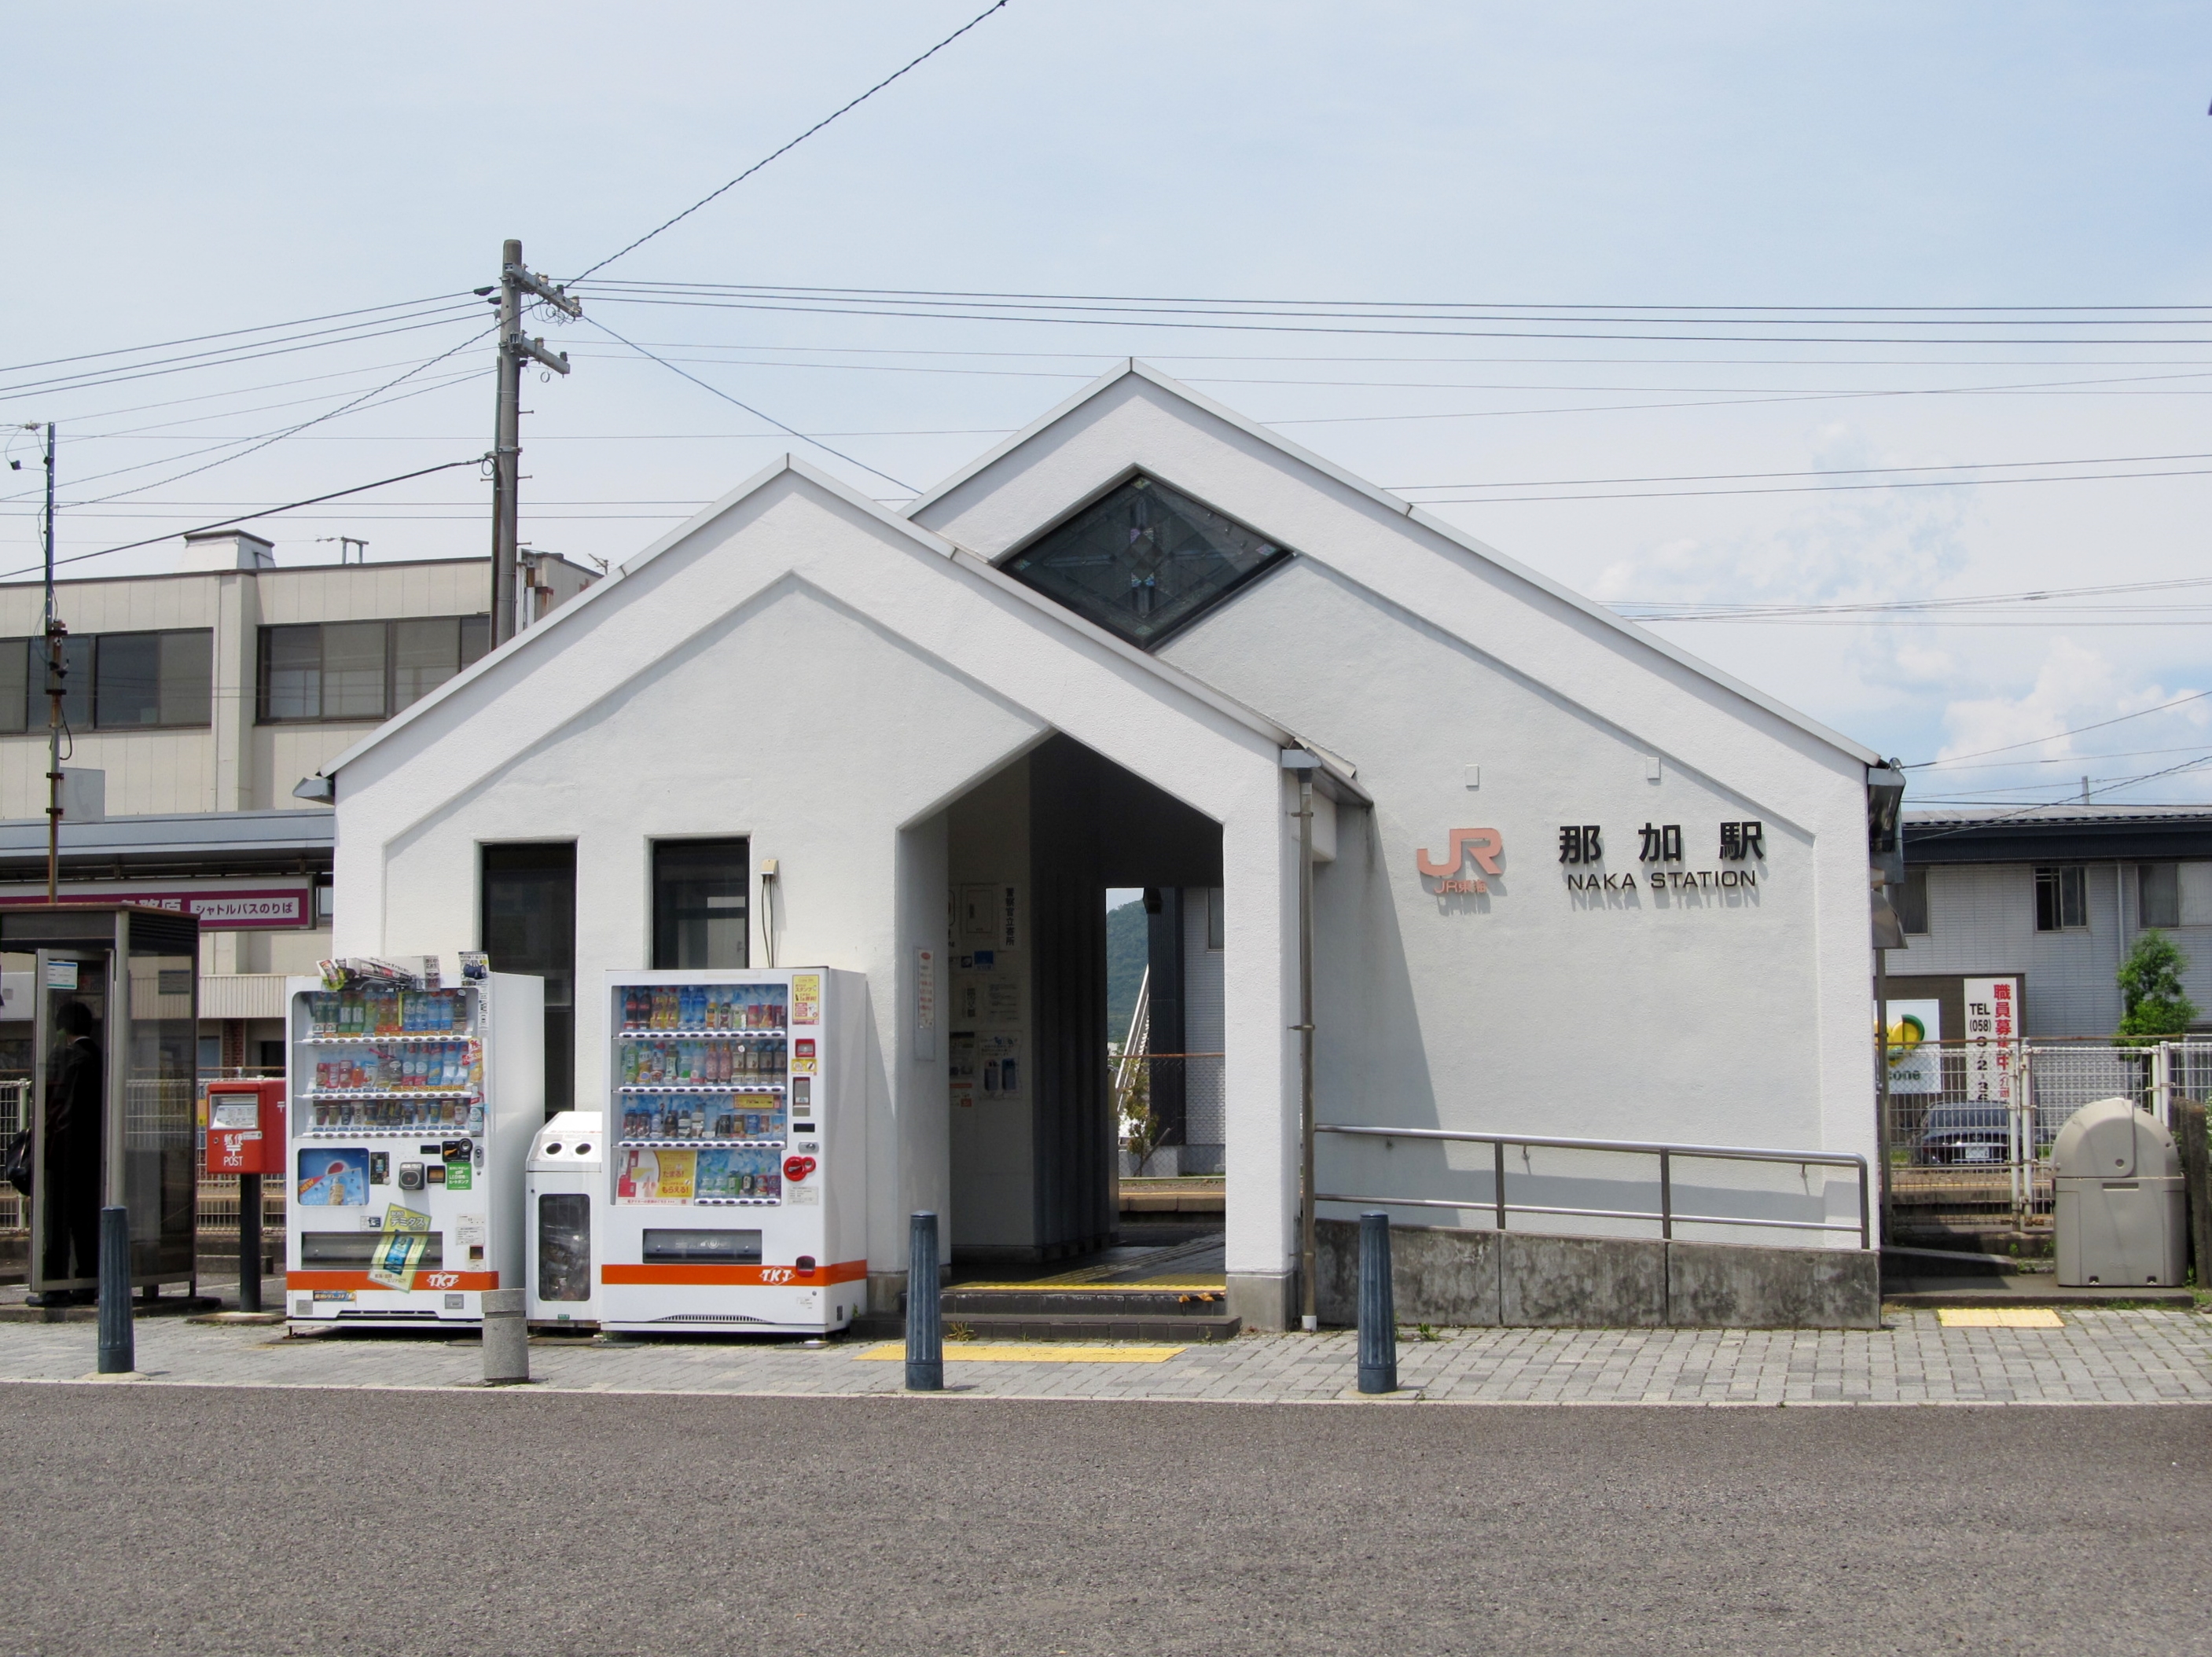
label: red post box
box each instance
[204,1079,286,1176]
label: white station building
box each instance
[321,364,1887,1329]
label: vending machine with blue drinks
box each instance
[284,960,544,1326]
[597,968,865,1333]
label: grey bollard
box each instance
[238,1172,263,1315]
[97,1206,134,1375]
[906,1211,943,1391]
[481,1288,529,1385]
[1357,1210,1397,1394]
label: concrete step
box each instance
[940,1286,1229,1317]
[940,1310,1241,1343]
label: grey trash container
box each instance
[2051,1097,2186,1287]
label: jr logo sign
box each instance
[1417,828,1503,895]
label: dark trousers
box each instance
[42,1168,101,1284]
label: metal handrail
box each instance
[1314,1123,1872,1251]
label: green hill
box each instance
[1106,898,1148,1043]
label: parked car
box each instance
[1914,1103,2012,1166]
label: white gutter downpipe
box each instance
[1283,748,1321,1331]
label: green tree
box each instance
[2115,929,2199,1046]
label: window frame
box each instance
[996,467,1297,651]
[2139,862,2181,930]
[0,629,212,733]
[651,838,751,971]
[2034,865,2089,933]
[90,628,213,730]
[1897,867,1930,936]
[256,615,491,725]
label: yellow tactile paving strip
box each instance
[854,1343,1186,1363]
[1937,1307,2065,1328]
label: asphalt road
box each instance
[0,1386,2204,1656]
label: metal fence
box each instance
[1112,1053,1225,1175]
[0,1071,288,1277]
[1881,1038,2212,1233]
[1317,1123,1872,1249]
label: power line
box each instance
[0,458,487,583]
[1618,572,2212,623]
[0,303,483,402]
[1905,750,2212,832]
[573,289,2212,347]
[60,325,501,510]
[1916,744,2212,773]
[1904,691,2212,768]
[2,366,489,506]
[1401,448,2212,493]
[0,292,473,378]
[582,316,913,490]
[568,1,1010,284]
[579,280,2212,321]
[1417,464,2212,505]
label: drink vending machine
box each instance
[285,966,544,1326]
[597,968,864,1333]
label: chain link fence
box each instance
[1882,1038,2212,1234]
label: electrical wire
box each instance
[1416,464,2212,504]
[0,458,487,583]
[1903,750,2212,832]
[0,303,484,402]
[568,1,1010,284]
[579,281,2212,323]
[0,292,476,378]
[573,289,2212,347]
[1903,691,2212,768]
[1402,449,2212,494]
[580,316,913,490]
[59,325,501,509]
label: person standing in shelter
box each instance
[37,1001,104,1303]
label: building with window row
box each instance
[0,531,597,1064]
[1891,805,2212,1040]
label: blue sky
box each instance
[4,2,2210,804]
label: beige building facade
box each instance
[0,533,595,1064]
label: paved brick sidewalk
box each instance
[4,1308,2209,1405]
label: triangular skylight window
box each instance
[1001,474,1293,648]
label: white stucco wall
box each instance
[329,366,1884,1318]
[913,369,1880,1245]
[331,463,1298,1311]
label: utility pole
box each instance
[488,239,579,647]
[39,423,63,904]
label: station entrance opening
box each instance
[939,734,1223,1281]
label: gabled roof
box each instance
[908,360,1883,770]
[322,453,1367,803]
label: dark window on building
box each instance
[2140,862,2181,929]
[2034,865,2087,932]
[0,639,26,734]
[1001,473,1293,649]
[93,630,211,728]
[258,615,491,722]
[652,839,750,969]
[1898,867,1930,936]
[0,630,209,731]
[481,842,576,1117]
[1206,885,1225,951]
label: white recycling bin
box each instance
[527,1110,605,1325]
[2052,1097,2186,1288]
